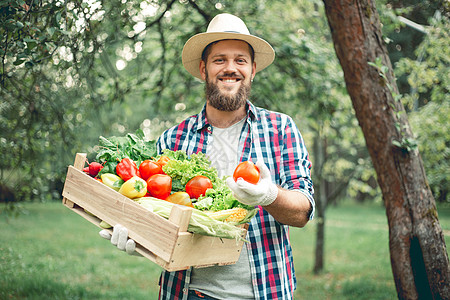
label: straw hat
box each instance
[182,13,275,79]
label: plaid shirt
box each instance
[157,101,314,300]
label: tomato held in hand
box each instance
[146,174,172,200]
[139,160,163,180]
[233,161,260,185]
[185,175,213,199]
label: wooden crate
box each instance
[62,153,247,271]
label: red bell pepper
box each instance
[116,158,138,181]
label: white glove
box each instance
[226,161,278,207]
[99,224,141,256]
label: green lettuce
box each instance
[161,150,253,212]
[162,150,218,186]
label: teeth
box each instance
[223,79,237,83]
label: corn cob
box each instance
[207,208,248,223]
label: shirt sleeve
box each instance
[280,116,315,219]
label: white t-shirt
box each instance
[189,118,255,299]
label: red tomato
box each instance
[139,160,163,180]
[156,155,170,168]
[185,175,213,199]
[233,161,260,185]
[146,174,172,200]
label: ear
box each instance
[199,60,207,81]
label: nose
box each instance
[222,59,238,74]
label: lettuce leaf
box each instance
[161,150,252,212]
[162,150,219,186]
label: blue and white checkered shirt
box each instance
[157,101,314,299]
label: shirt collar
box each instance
[246,100,258,122]
[195,104,210,132]
[195,100,258,132]
[197,100,258,131]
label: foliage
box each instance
[246,0,374,205]
[394,16,449,202]
[0,0,197,202]
[1,0,112,202]
[377,0,447,95]
[369,1,450,203]
[395,15,449,109]
[0,0,447,206]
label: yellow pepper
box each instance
[101,173,124,191]
[118,176,147,199]
[166,192,193,207]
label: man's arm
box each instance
[263,188,312,227]
[227,161,313,228]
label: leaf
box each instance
[13,59,25,66]
[392,140,402,148]
[47,27,56,37]
[23,38,37,43]
[55,12,61,23]
[15,21,24,29]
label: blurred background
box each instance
[1,0,448,207]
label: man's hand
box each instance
[226,161,278,207]
[99,224,141,256]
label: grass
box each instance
[292,202,395,299]
[1,201,449,299]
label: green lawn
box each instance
[1,201,449,299]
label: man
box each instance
[106,13,314,299]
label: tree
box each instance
[250,1,368,274]
[322,0,449,298]
[395,16,449,203]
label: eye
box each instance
[236,58,247,64]
[213,58,224,63]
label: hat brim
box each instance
[182,32,275,80]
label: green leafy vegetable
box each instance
[161,149,253,212]
[162,150,218,186]
[95,129,157,176]
[196,179,250,211]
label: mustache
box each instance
[217,72,244,80]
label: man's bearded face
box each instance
[204,70,252,112]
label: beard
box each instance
[205,72,252,112]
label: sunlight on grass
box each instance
[1,201,448,299]
[291,202,396,299]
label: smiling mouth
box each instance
[219,77,241,83]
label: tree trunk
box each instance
[313,183,326,274]
[322,1,450,299]
[313,129,327,274]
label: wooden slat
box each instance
[62,165,180,262]
[166,228,247,271]
[73,153,87,170]
[62,153,86,208]
[168,205,192,232]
